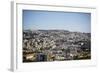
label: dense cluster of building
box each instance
[23,30,91,62]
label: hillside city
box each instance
[23,30,91,62]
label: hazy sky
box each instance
[23,10,91,33]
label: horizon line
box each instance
[23,29,91,33]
